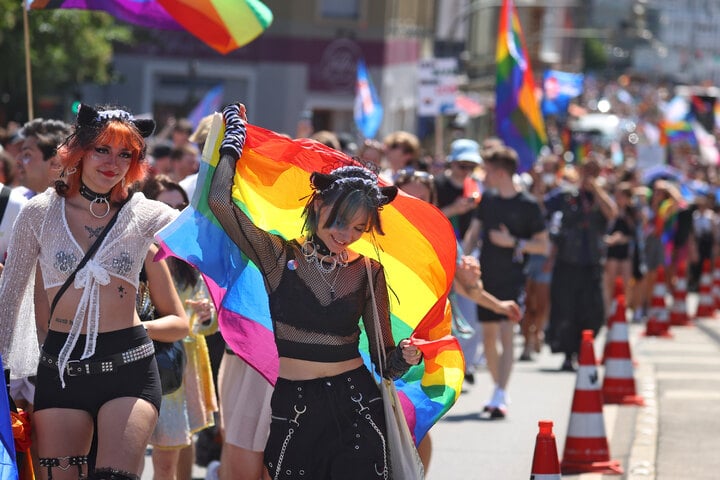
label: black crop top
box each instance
[208,153,410,379]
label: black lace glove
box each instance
[219,103,247,161]
[384,344,416,379]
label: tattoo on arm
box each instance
[54,317,70,324]
[85,225,104,239]
[118,285,126,298]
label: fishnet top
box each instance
[208,155,409,379]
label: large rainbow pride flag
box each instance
[29,0,273,54]
[495,0,547,172]
[156,114,463,442]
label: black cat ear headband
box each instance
[76,103,156,138]
[311,167,398,207]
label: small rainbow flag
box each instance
[662,120,697,146]
[156,115,464,443]
[495,0,547,172]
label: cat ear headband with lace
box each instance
[310,166,398,207]
[76,103,156,138]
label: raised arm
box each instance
[207,104,286,289]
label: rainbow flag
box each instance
[662,120,696,146]
[1,356,18,480]
[156,115,463,442]
[495,0,547,172]
[29,0,273,54]
[28,0,182,29]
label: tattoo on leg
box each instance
[118,285,126,298]
[54,317,70,325]
[84,225,104,239]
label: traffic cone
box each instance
[713,257,720,313]
[645,266,672,337]
[601,278,626,365]
[602,310,644,405]
[670,261,691,326]
[561,330,623,475]
[530,420,561,479]
[696,259,715,318]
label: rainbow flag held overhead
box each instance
[28,0,182,29]
[495,0,547,172]
[156,114,464,443]
[29,0,273,54]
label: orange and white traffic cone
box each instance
[670,261,691,326]
[645,266,672,337]
[561,330,623,475]
[530,420,561,480]
[601,278,626,365]
[713,257,720,313]
[696,259,715,318]
[602,309,644,405]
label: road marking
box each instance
[655,371,720,380]
[663,390,720,400]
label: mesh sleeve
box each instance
[208,153,286,291]
[0,202,42,369]
[363,260,410,379]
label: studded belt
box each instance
[39,341,155,377]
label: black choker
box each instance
[80,181,112,219]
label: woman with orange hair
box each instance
[0,104,185,480]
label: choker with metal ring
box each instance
[80,181,112,219]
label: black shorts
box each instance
[34,325,162,416]
[264,365,388,480]
[476,283,524,322]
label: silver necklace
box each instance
[301,238,348,273]
[301,237,348,300]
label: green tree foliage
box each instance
[582,37,608,73]
[0,0,133,123]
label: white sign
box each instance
[418,57,458,117]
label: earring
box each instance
[121,177,126,189]
[65,166,77,176]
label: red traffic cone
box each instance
[530,420,561,479]
[696,259,715,318]
[601,281,626,365]
[561,330,623,475]
[602,310,644,405]
[645,266,672,337]
[713,257,720,313]
[670,261,691,326]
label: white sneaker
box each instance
[205,460,221,480]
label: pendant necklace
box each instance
[301,236,348,300]
[318,267,341,300]
[80,181,112,219]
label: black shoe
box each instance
[560,357,576,372]
[518,351,533,361]
[464,373,475,385]
[480,406,507,420]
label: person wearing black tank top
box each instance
[208,103,423,480]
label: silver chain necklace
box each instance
[301,237,348,299]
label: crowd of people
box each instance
[2,86,720,479]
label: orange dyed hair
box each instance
[57,120,148,203]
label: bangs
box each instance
[95,121,145,162]
[324,190,377,233]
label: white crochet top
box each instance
[0,188,177,384]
